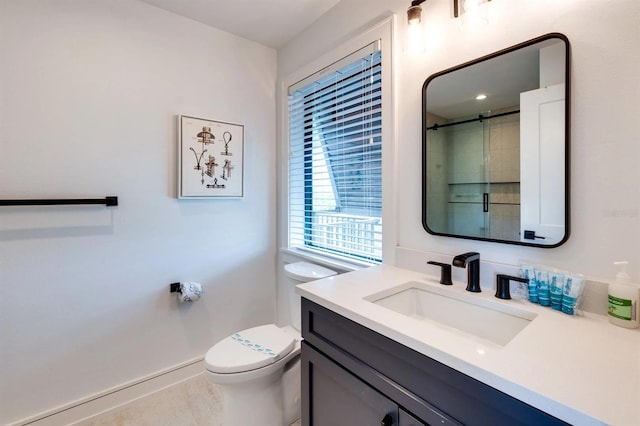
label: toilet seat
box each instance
[205,324,296,374]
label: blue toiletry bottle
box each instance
[536,270,550,307]
[562,277,576,315]
[523,266,538,303]
[550,273,564,311]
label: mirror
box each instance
[422,33,570,247]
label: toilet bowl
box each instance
[204,262,336,426]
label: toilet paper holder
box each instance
[170,282,203,303]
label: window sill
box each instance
[279,247,372,273]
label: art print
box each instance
[178,115,244,198]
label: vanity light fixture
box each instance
[406,0,427,53]
[453,0,491,18]
[407,0,426,25]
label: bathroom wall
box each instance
[277,0,639,306]
[0,0,277,423]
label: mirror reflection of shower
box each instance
[427,109,521,241]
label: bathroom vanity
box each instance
[302,299,564,425]
[297,265,640,425]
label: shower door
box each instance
[445,119,490,238]
[426,110,522,240]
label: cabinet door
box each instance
[302,341,398,426]
[520,83,566,244]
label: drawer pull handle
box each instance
[381,413,394,426]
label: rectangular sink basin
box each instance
[364,281,536,346]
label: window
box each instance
[288,42,382,264]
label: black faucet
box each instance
[452,252,481,292]
[495,274,529,300]
[427,261,453,285]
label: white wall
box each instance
[0,0,277,423]
[278,0,639,293]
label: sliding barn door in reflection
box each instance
[426,111,521,240]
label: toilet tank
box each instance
[284,262,337,331]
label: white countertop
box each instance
[296,265,640,426]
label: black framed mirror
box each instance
[422,33,570,247]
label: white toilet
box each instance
[204,261,337,426]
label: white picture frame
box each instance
[178,114,244,198]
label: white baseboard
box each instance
[9,357,205,426]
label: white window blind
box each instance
[288,42,382,264]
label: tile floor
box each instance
[77,375,301,426]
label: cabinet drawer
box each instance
[302,298,567,426]
[399,408,426,426]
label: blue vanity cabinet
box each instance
[301,298,568,426]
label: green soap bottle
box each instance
[608,261,639,329]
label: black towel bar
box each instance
[0,196,118,207]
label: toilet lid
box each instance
[204,324,296,374]
[284,262,337,281]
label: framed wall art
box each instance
[178,114,244,198]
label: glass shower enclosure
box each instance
[425,110,521,240]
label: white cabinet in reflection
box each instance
[520,83,565,244]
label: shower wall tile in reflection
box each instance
[489,108,520,183]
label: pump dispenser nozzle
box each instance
[614,261,631,285]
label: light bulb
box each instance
[407,5,422,25]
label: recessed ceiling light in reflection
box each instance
[475,94,487,100]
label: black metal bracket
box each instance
[0,196,118,207]
[426,109,518,131]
